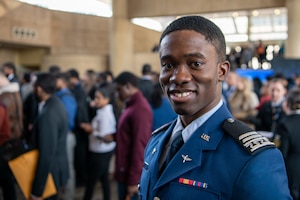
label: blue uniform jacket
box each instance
[139,103,292,200]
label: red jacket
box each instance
[115,91,153,185]
[0,102,11,146]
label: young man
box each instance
[114,71,153,200]
[30,73,69,200]
[139,16,292,200]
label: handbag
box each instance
[0,138,29,161]
[8,149,57,199]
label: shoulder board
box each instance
[222,118,275,155]
[152,121,173,136]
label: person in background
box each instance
[30,73,69,200]
[0,72,23,140]
[222,70,239,110]
[139,63,154,102]
[0,102,16,200]
[149,82,177,131]
[223,71,239,97]
[0,103,10,145]
[275,88,300,200]
[139,15,292,200]
[21,72,34,101]
[228,76,259,129]
[68,69,90,188]
[256,40,266,65]
[80,87,116,200]
[1,62,20,84]
[55,72,77,200]
[114,71,153,200]
[256,78,272,111]
[82,69,98,121]
[251,77,287,140]
[22,73,38,144]
[48,65,61,77]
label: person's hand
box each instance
[127,184,139,198]
[80,123,92,133]
[102,134,115,143]
[30,194,42,200]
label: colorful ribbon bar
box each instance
[179,177,208,189]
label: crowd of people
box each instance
[0,15,300,200]
[0,61,176,200]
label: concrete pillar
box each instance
[285,0,300,58]
[109,0,134,77]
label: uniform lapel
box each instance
[154,103,232,190]
[154,127,204,189]
[147,121,176,182]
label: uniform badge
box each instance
[201,133,210,142]
[151,147,157,155]
[181,155,192,163]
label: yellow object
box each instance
[8,150,57,200]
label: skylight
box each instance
[18,0,112,17]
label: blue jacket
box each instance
[56,88,77,131]
[139,103,292,200]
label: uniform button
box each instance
[227,118,235,123]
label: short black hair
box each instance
[35,73,56,94]
[2,62,16,73]
[23,72,31,83]
[142,64,152,75]
[56,72,70,83]
[68,69,79,79]
[96,87,110,99]
[159,15,226,61]
[114,71,139,88]
[48,65,61,76]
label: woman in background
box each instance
[228,76,259,129]
[80,87,116,200]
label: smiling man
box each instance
[139,16,292,200]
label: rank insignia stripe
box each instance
[222,118,276,155]
[179,178,208,189]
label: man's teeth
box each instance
[174,92,191,97]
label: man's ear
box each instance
[218,61,230,82]
[36,85,44,95]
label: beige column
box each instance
[109,0,134,77]
[285,0,300,58]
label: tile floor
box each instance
[0,180,119,200]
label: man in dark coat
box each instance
[276,88,300,200]
[30,73,69,200]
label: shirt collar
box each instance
[173,100,223,143]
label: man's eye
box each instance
[162,63,173,69]
[191,61,203,68]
